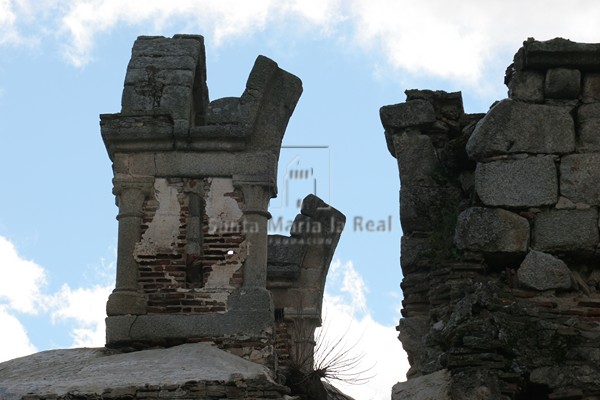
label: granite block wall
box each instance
[383,38,600,399]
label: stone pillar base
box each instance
[106,287,274,345]
[106,290,147,316]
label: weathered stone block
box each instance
[400,235,430,271]
[113,153,156,176]
[583,73,600,103]
[128,55,197,71]
[400,185,462,233]
[545,68,581,99]
[405,89,464,120]
[454,207,529,254]
[392,369,451,400]
[106,290,147,317]
[206,97,242,125]
[475,156,557,207]
[517,250,572,291]
[522,37,600,70]
[533,209,599,251]
[266,264,301,280]
[530,365,600,393]
[507,70,544,102]
[267,235,306,267]
[398,316,429,356]
[132,35,204,58]
[124,68,195,87]
[466,99,575,160]
[380,99,436,130]
[121,85,160,112]
[577,104,600,151]
[393,131,439,185]
[560,153,600,204]
[159,85,194,121]
[397,316,434,378]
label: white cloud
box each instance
[0,235,112,360]
[0,306,37,362]
[57,0,345,67]
[350,0,489,83]
[50,283,112,347]
[0,0,20,45]
[0,236,43,362]
[326,259,368,315]
[6,0,600,89]
[0,236,46,314]
[284,0,346,34]
[350,0,600,89]
[319,260,408,400]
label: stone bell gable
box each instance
[100,35,303,362]
[0,33,352,400]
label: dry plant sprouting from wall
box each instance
[312,320,375,385]
[286,312,375,387]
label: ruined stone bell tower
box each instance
[101,34,302,359]
[0,34,348,400]
[384,38,600,399]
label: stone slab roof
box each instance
[0,343,274,399]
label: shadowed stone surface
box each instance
[506,70,545,102]
[392,132,439,185]
[560,153,600,205]
[583,73,600,103]
[454,207,529,254]
[545,68,581,99]
[577,104,600,151]
[533,209,599,251]
[517,250,572,291]
[400,235,430,271]
[380,99,436,131]
[530,366,600,394]
[400,186,462,233]
[475,156,557,207]
[520,37,600,70]
[466,99,575,160]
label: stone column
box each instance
[234,176,274,287]
[106,177,154,316]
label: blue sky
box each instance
[2,1,600,399]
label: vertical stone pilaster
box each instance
[184,186,203,257]
[106,177,153,316]
[234,176,274,288]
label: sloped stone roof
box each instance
[0,343,281,399]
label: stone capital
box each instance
[112,176,155,196]
[233,175,275,212]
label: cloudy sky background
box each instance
[2,1,600,399]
